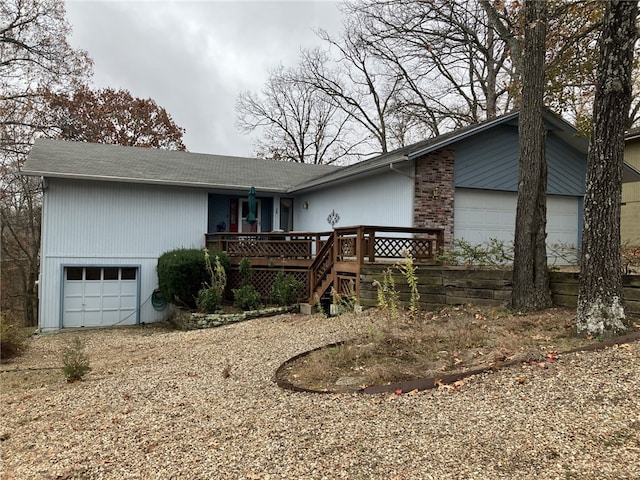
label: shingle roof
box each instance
[26,109,622,191]
[22,139,341,193]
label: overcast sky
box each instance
[65,0,343,156]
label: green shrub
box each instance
[233,285,262,311]
[270,271,304,306]
[157,248,230,309]
[197,287,223,313]
[438,238,513,266]
[397,255,420,317]
[0,311,30,361]
[330,281,359,315]
[231,257,262,310]
[238,257,253,286]
[61,337,91,382]
[373,267,399,320]
[197,251,227,313]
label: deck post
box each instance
[332,230,339,297]
[355,226,365,265]
[367,229,376,262]
[436,229,445,256]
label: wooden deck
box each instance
[205,226,445,304]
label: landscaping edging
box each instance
[173,305,299,330]
[274,330,640,395]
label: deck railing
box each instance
[205,231,331,264]
[205,226,444,303]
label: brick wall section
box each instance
[413,146,455,247]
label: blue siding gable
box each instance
[454,123,586,195]
[546,133,586,195]
[454,124,519,191]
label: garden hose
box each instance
[151,289,168,311]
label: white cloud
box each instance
[65,0,343,155]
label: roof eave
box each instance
[20,170,287,193]
[287,154,410,193]
[407,112,520,160]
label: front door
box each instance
[280,198,293,231]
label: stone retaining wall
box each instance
[171,305,299,330]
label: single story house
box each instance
[623,127,640,246]
[23,109,640,331]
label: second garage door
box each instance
[454,189,579,264]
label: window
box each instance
[121,268,137,280]
[86,267,102,281]
[65,267,138,281]
[66,267,83,281]
[103,268,119,280]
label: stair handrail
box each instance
[309,230,336,301]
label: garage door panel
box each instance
[83,314,104,327]
[63,311,83,328]
[120,295,137,310]
[84,282,103,295]
[102,295,121,309]
[101,310,120,325]
[102,282,121,294]
[82,294,103,312]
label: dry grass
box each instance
[283,305,638,393]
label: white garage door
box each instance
[63,266,138,328]
[454,189,579,264]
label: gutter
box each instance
[19,170,287,193]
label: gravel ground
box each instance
[1,312,639,480]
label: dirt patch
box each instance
[276,305,640,394]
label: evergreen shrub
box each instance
[270,271,304,306]
[157,248,230,309]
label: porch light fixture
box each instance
[303,201,309,209]
[433,185,440,200]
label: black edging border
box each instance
[274,330,640,395]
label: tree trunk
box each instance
[577,0,638,337]
[511,0,553,311]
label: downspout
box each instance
[389,158,414,179]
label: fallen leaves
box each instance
[435,378,466,391]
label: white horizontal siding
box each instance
[39,179,206,330]
[293,167,414,232]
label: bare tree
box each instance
[577,0,638,337]
[299,21,408,155]
[1,0,92,325]
[349,0,516,129]
[511,0,553,311]
[236,65,356,164]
